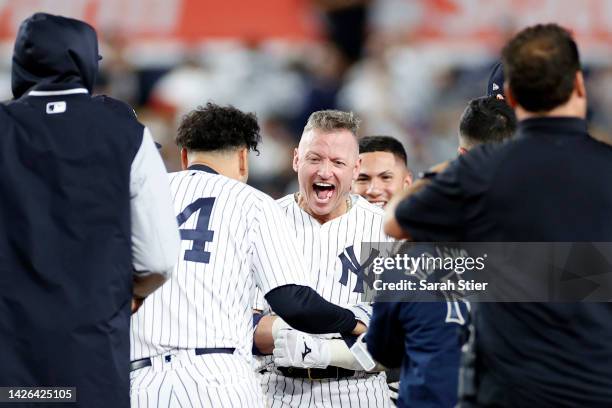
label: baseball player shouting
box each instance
[130,103,365,407]
[254,110,393,407]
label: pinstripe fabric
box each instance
[262,371,390,408]
[130,351,265,407]
[131,169,311,407]
[256,194,393,407]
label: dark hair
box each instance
[459,96,517,146]
[176,102,261,153]
[501,23,580,112]
[358,136,408,166]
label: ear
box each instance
[458,146,469,156]
[353,156,361,181]
[180,147,189,170]
[292,148,299,172]
[504,83,518,109]
[404,172,413,188]
[239,147,249,182]
[575,71,586,98]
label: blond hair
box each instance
[303,110,360,136]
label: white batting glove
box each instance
[273,329,331,369]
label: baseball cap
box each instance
[487,62,505,98]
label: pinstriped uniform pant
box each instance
[130,350,265,407]
[260,369,391,408]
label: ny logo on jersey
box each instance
[338,246,380,293]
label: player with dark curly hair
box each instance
[174,103,261,182]
[176,102,261,156]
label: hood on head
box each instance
[12,12,100,98]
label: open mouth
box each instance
[313,182,336,202]
[370,201,386,208]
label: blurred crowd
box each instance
[2,0,611,198]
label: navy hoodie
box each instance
[0,13,143,408]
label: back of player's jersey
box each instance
[131,165,309,361]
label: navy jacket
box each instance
[396,117,612,407]
[0,13,143,408]
[368,299,468,408]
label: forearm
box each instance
[327,339,384,371]
[133,272,167,299]
[253,315,277,355]
[254,315,366,356]
[384,178,432,239]
[255,287,366,357]
[385,186,412,239]
[385,161,451,239]
[265,285,358,335]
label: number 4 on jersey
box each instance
[176,197,216,264]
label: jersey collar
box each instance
[187,164,219,175]
[518,116,587,137]
[28,87,88,96]
[293,192,358,225]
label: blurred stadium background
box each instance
[1,0,611,197]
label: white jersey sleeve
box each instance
[129,127,180,277]
[345,303,373,327]
[249,196,313,296]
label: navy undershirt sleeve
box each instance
[265,284,356,334]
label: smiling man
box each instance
[253,110,392,407]
[293,111,361,221]
[354,136,413,208]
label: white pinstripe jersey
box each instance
[130,166,310,362]
[257,193,394,407]
[255,193,393,310]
